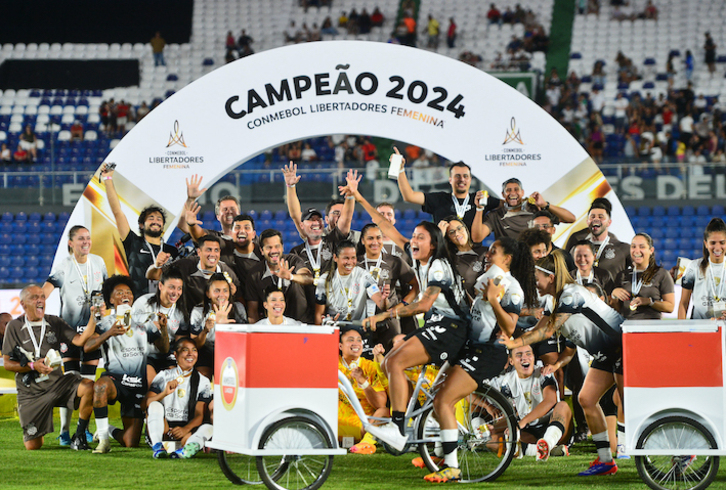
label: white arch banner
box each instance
[59,40,633,276]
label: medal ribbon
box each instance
[452,193,470,220]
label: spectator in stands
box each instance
[347,9,360,35]
[284,21,300,43]
[358,9,372,34]
[136,102,150,122]
[679,111,695,147]
[371,7,384,27]
[13,144,28,163]
[401,12,416,47]
[685,50,694,82]
[643,0,658,19]
[446,18,457,48]
[238,30,253,52]
[487,3,502,24]
[1,143,13,162]
[591,60,606,86]
[301,142,317,162]
[2,284,96,450]
[19,125,38,162]
[150,32,166,67]
[704,32,717,76]
[424,14,440,49]
[338,11,349,29]
[225,31,237,54]
[116,100,130,135]
[321,16,338,36]
[70,120,84,141]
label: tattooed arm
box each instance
[362,285,441,331]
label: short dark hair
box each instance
[573,240,596,254]
[376,201,395,211]
[215,195,240,216]
[448,161,471,176]
[197,234,222,248]
[263,285,285,302]
[326,198,345,215]
[589,197,612,217]
[502,177,523,193]
[533,210,560,226]
[173,337,197,354]
[102,275,135,308]
[260,228,283,248]
[233,214,256,229]
[160,266,184,284]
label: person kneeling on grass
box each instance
[338,325,388,454]
[144,337,213,459]
[487,344,572,461]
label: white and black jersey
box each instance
[160,257,241,311]
[95,311,160,380]
[681,258,725,319]
[148,367,213,424]
[315,268,380,321]
[254,316,303,326]
[406,243,468,321]
[189,302,247,349]
[487,366,557,425]
[469,268,523,344]
[46,254,107,331]
[131,294,189,360]
[545,283,623,358]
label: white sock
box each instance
[186,424,213,448]
[592,431,613,463]
[441,429,459,469]
[146,401,165,446]
[108,424,119,439]
[433,441,443,458]
[96,417,109,442]
[60,407,72,433]
[544,425,564,449]
[525,444,538,456]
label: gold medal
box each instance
[176,375,185,385]
[527,197,536,205]
[593,260,599,267]
[313,269,320,286]
[177,388,186,398]
[629,303,638,311]
[370,267,380,281]
[125,326,134,337]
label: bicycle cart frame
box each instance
[623,320,726,457]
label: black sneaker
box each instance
[70,433,90,450]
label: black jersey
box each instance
[422,191,500,232]
[123,232,178,298]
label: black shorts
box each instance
[406,314,469,365]
[521,412,553,440]
[455,341,508,389]
[103,372,146,419]
[196,345,214,370]
[532,334,567,358]
[590,348,623,375]
[147,353,177,375]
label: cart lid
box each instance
[216,323,338,335]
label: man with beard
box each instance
[181,175,243,264]
[2,284,96,450]
[471,178,575,242]
[246,229,314,323]
[564,198,631,279]
[324,198,361,244]
[395,147,501,231]
[228,214,264,297]
[147,235,240,311]
[101,164,178,297]
[530,210,576,271]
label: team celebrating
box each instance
[3,150,724,483]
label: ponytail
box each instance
[701,218,726,275]
[634,232,660,284]
[536,250,575,329]
[499,237,538,308]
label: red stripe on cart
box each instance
[215,331,339,389]
[624,331,723,388]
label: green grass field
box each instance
[1,416,725,490]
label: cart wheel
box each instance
[635,415,720,490]
[218,450,264,485]
[255,416,334,490]
[417,386,517,483]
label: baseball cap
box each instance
[302,208,323,221]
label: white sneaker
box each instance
[367,423,408,451]
[616,443,630,459]
[92,438,111,454]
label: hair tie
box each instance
[535,265,554,275]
